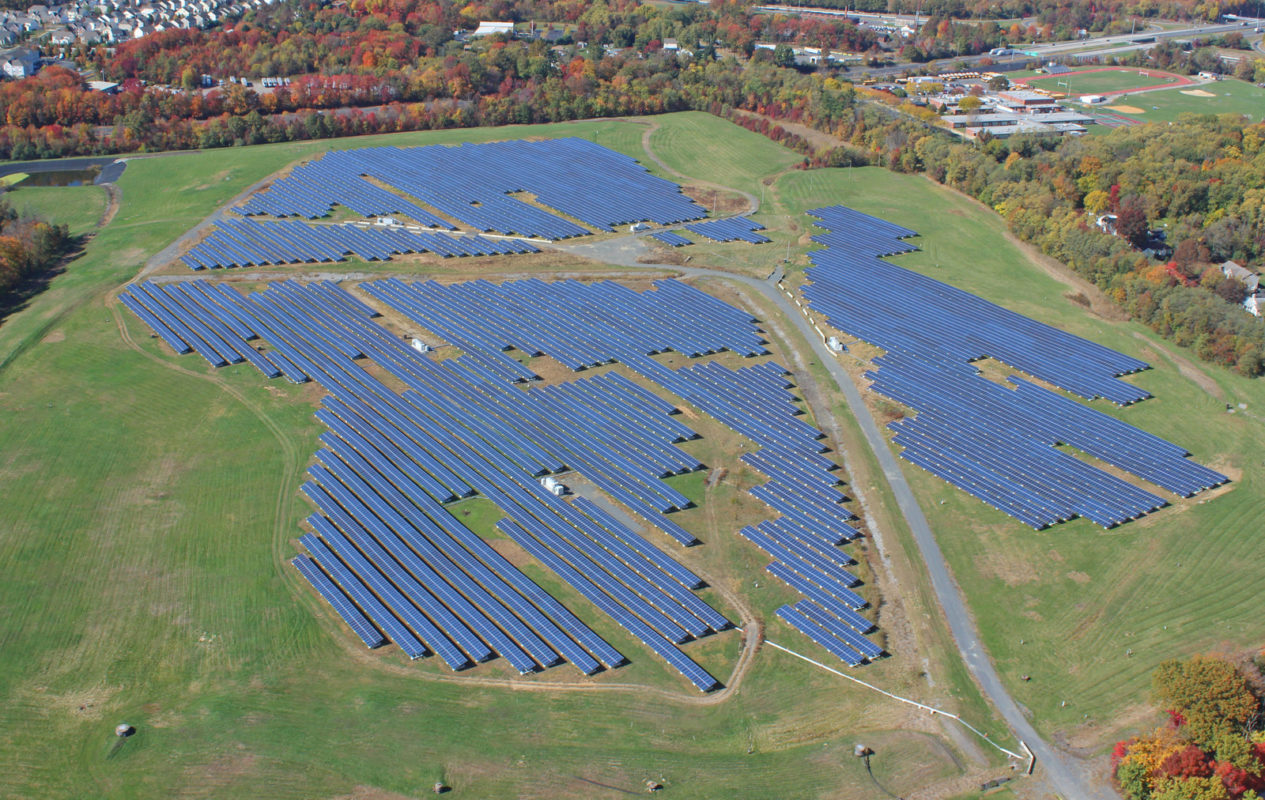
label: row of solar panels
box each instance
[685,216,771,244]
[873,354,1223,528]
[240,161,456,229]
[650,230,692,248]
[801,205,1228,530]
[237,138,708,241]
[627,352,882,668]
[183,216,538,270]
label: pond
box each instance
[17,167,102,187]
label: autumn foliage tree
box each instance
[0,197,73,304]
[1115,654,1265,800]
[1153,655,1261,747]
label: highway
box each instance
[753,9,1256,82]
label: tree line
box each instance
[1114,653,1265,800]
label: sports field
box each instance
[1017,66,1190,96]
[1089,78,1265,122]
[2,110,1260,797]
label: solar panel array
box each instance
[183,217,538,270]
[125,277,828,690]
[122,272,889,676]
[237,138,707,239]
[650,230,692,248]
[805,205,1150,405]
[364,278,884,668]
[684,216,771,244]
[801,205,1228,529]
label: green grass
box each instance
[0,114,996,799]
[446,496,506,539]
[1023,66,1186,95]
[1088,78,1265,122]
[3,185,108,235]
[648,112,801,197]
[776,165,1265,749]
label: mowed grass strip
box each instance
[776,165,1265,747]
[648,111,800,198]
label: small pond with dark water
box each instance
[17,167,102,187]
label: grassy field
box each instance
[0,114,1009,799]
[1089,78,1265,122]
[648,113,801,197]
[775,165,1265,750]
[2,184,107,235]
[1021,66,1187,95]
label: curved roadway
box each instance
[562,235,1113,800]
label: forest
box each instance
[0,0,1260,375]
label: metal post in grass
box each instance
[105,723,135,760]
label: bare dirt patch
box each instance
[41,329,65,343]
[1063,701,1158,750]
[1180,89,1216,98]
[489,537,533,568]
[1066,571,1091,584]
[36,683,122,720]
[1107,104,1145,114]
[729,108,850,154]
[680,183,748,215]
[526,353,593,385]
[642,248,689,266]
[979,551,1039,586]
[179,752,261,797]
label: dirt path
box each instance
[97,183,121,229]
[638,120,760,215]
[730,109,853,154]
[1131,331,1225,399]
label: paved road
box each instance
[562,235,1113,800]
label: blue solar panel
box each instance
[685,216,771,244]
[187,217,541,270]
[291,554,386,648]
